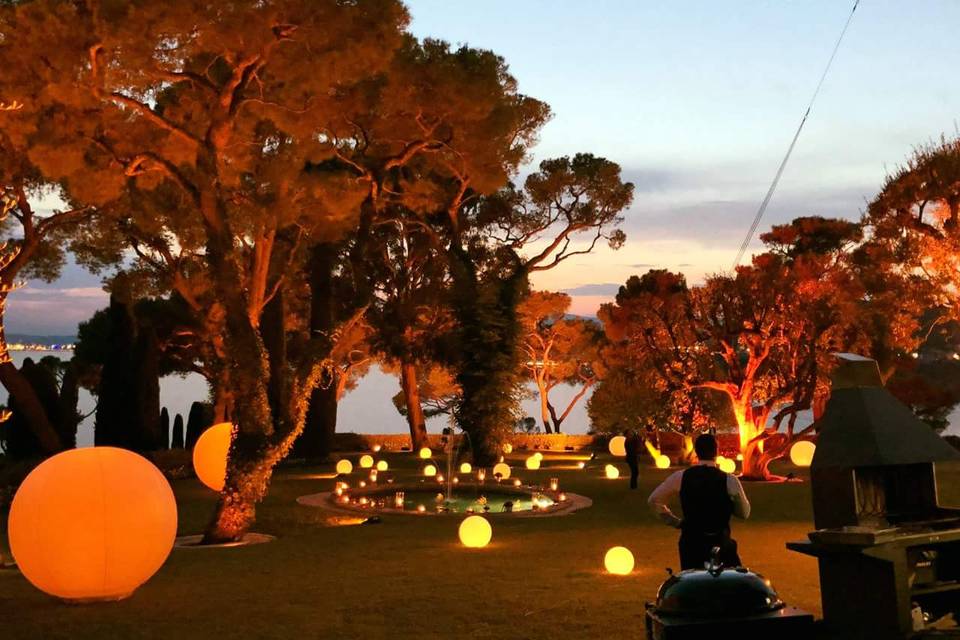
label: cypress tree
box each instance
[172,413,184,449]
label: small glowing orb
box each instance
[436,475,445,483]
[435,493,444,502]
[558,493,567,502]
[502,443,513,454]
[423,464,437,477]
[525,456,541,470]
[533,452,544,461]
[372,444,382,453]
[359,481,366,488]
[453,477,459,484]
[419,447,432,459]
[604,546,635,575]
[417,504,426,513]
[717,457,736,474]
[9,448,177,601]
[492,462,511,479]
[513,478,522,487]
[192,422,233,491]
[359,497,368,505]
[335,459,353,475]
[790,440,816,467]
[460,462,472,474]
[578,462,586,469]
[655,455,671,469]
[359,454,374,469]
[608,436,627,457]
[376,460,388,472]
[605,464,620,479]
[458,515,493,548]
[736,453,744,461]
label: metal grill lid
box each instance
[655,567,784,617]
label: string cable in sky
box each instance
[732,0,860,269]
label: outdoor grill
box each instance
[787,354,960,639]
[645,548,814,639]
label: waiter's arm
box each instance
[647,470,684,528]
[727,475,751,519]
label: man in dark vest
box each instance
[647,433,750,570]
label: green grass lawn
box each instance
[3,452,960,639]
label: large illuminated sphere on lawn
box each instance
[525,456,541,470]
[655,455,670,469]
[335,459,353,475]
[376,460,388,472]
[492,462,511,479]
[605,464,620,479]
[423,464,437,477]
[459,462,472,474]
[359,454,374,469]
[458,515,492,548]
[608,436,627,457]
[419,447,432,459]
[604,546,635,575]
[790,440,816,467]
[8,447,177,602]
[717,457,736,474]
[192,422,233,491]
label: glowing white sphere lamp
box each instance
[790,440,816,467]
[604,546,635,575]
[492,462,511,479]
[605,464,620,479]
[458,515,492,548]
[608,436,627,457]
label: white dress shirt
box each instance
[647,460,751,528]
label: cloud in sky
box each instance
[562,283,622,296]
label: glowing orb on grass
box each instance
[502,443,513,454]
[376,460,388,472]
[525,456,541,470]
[359,455,374,469]
[655,455,671,469]
[460,462,472,474]
[335,459,353,475]
[192,422,233,491]
[533,452,544,461]
[717,457,737,474]
[492,462,511,479]
[604,546,635,575]
[458,515,492,548]
[372,444,382,453]
[419,447,432,459]
[608,436,627,457]
[423,464,437,477]
[605,464,620,479]
[9,447,177,601]
[790,440,816,467]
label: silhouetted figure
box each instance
[625,429,642,489]
[648,433,750,570]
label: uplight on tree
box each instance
[604,546,635,575]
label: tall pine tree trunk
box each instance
[399,360,428,450]
[295,243,338,460]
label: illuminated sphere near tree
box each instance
[608,436,626,457]
[376,460,388,472]
[604,546,635,575]
[419,447,432,459]
[359,455,374,469]
[423,464,437,477]
[525,456,541,470]
[605,464,620,479]
[192,422,233,491]
[335,459,353,475]
[459,462,472,473]
[655,455,671,469]
[502,443,513,454]
[790,440,816,467]
[8,447,177,602]
[717,457,736,474]
[458,515,492,548]
[493,462,511,479]
[533,451,544,461]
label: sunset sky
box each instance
[10,0,960,334]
